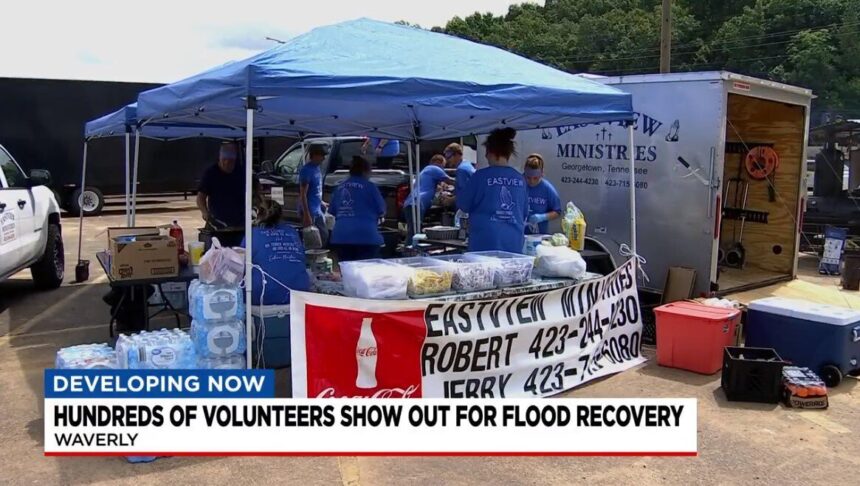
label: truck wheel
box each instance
[69,187,104,216]
[30,223,64,290]
[821,365,842,388]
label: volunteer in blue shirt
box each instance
[364,137,400,169]
[524,153,562,234]
[244,199,309,306]
[445,142,476,219]
[299,144,329,246]
[403,154,455,243]
[457,127,529,253]
[330,156,386,261]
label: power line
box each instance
[592,54,792,75]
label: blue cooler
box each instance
[746,297,860,387]
[251,305,291,369]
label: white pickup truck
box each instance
[0,143,64,289]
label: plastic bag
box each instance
[534,245,586,280]
[560,202,587,251]
[303,226,322,250]
[198,237,245,285]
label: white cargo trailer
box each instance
[478,72,811,296]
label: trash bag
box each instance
[534,245,586,280]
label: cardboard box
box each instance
[107,227,178,281]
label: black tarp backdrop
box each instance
[0,77,263,200]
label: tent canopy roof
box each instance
[136,18,633,140]
[85,103,287,140]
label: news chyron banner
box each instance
[291,258,646,399]
[44,369,696,455]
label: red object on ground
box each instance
[654,301,741,374]
[169,220,185,256]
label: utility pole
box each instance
[660,0,672,73]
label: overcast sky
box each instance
[0,0,531,84]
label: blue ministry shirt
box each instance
[457,165,529,253]
[405,164,449,214]
[527,179,563,234]
[330,175,386,245]
[298,163,324,218]
[243,223,310,306]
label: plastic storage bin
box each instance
[465,251,535,288]
[339,259,411,300]
[430,254,496,293]
[746,297,860,387]
[389,256,455,297]
[251,305,291,369]
[654,301,740,374]
[721,347,787,403]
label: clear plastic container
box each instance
[389,257,455,297]
[465,251,535,288]
[431,255,496,293]
[339,259,411,300]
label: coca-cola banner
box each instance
[291,258,645,398]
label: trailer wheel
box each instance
[821,365,842,388]
[69,187,104,216]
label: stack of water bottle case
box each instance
[55,280,247,371]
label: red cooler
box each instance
[654,302,741,374]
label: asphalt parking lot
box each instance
[0,200,858,485]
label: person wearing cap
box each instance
[524,153,562,235]
[197,142,245,231]
[299,143,329,246]
[330,156,386,261]
[402,154,455,243]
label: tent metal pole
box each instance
[76,141,88,265]
[131,130,141,226]
[414,143,421,237]
[244,100,256,369]
[406,141,415,245]
[124,132,131,226]
[628,123,637,256]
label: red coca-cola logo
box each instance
[315,385,420,399]
[303,304,426,398]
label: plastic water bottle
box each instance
[189,280,245,323]
[191,319,246,358]
[197,355,246,369]
[116,329,197,369]
[55,343,118,369]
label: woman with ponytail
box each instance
[456,127,529,252]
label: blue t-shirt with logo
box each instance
[243,223,309,306]
[455,160,476,196]
[330,176,386,245]
[457,166,529,253]
[527,179,563,234]
[298,163,323,218]
[404,164,449,214]
[370,138,400,158]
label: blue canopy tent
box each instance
[78,104,289,268]
[135,18,637,369]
